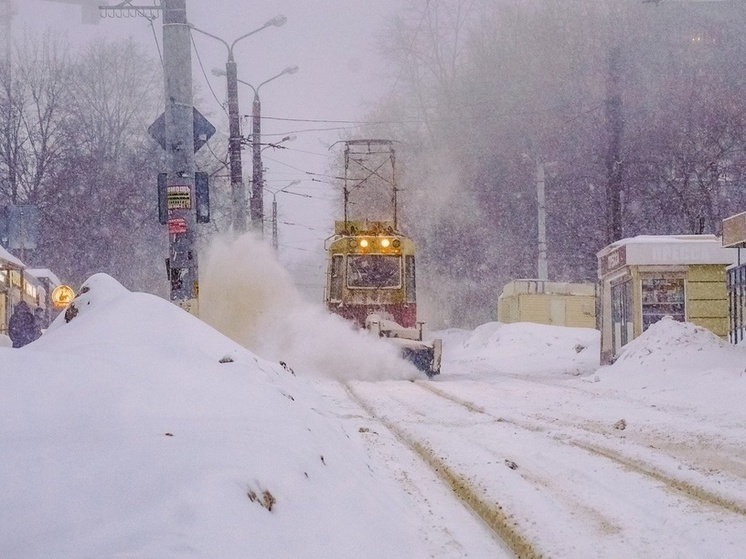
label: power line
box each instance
[190,31,228,117]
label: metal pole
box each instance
[3,0,16,204]
[537,161,548,280]
[250,92,263,233]
[272,194,278,251]
[605,45,624,244]
[163,0,198,313]
[225,56,246,233]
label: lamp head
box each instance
[283,65,300,76]
[266,15,287,28]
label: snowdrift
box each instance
[0,274,425,559]
[595,317,746,411]
[440,321,600,377]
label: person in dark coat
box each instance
[33,307,46,338]
[8,301,36,348]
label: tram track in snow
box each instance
[341,378,746,558]
[415,380,746,518]
[343,382,544,559]
[433,368,746,484]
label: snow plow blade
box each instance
[400,338,442,378]
[365,314,442,378]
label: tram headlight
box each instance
[348,239,357,248]
[380,238,391,248]
[359,239,369,248]
[392,239,401,248]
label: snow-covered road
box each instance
[4,274,745,558]
[314,344,746,559]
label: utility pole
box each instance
[43,1,203,313]
[251,92,263,233]
[605,45,624,244]
[2,0,16,204]
[162,0,198,313]
[225,55,245,233]
[536,161,548,281]
[192,16,287,234]
[243,65,298,234]
[266,179,301,251]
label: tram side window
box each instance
[405,255,416,303]
[329,255,344,301]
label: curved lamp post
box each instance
[265,180,309,251]
[191,14,286,233]
[235,66,299,235]
[262,134,297,153]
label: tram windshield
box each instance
[347,255,401,288]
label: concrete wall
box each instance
[498,281,596,328]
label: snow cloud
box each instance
[199,234,419,381]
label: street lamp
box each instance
[191,14,286,234]
[265,180,309,251]
[232,66,299,235]
[262,134,297,153]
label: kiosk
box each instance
[723,212,746,344]
[0,245,25,336]
[597,235,737,364]
[497,279,596,329]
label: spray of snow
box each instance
[199,234,419,381]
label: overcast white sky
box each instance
[13,0,402,293]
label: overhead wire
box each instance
[148,17,162,64]
[249,100,605,143]
[190,32,228,118]
[262,154,344,181]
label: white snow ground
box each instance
[2,262,746,557]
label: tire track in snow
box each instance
[417,381,746,518]
[343,383,545,559]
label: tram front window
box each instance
[347,255,401,288]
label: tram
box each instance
[324,140,441,376]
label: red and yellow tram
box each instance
[325,220,418,329]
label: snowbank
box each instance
[0,274,426,559]
[595,317,746,412]
[440,321,600,377]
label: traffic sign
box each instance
[148,107,216,153]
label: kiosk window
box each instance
[641,277,685,331]
[611,279,633,353]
